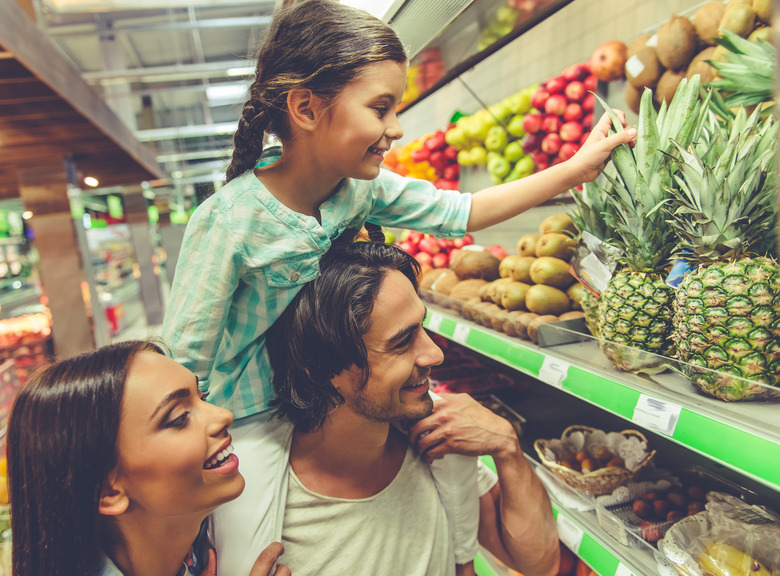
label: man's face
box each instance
[334,270,444,425]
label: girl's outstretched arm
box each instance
[466,111,635,232]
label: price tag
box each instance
[427,312,443,332]
[556,512,583,553]
[538,356,570,389]
[615,563,638,576]
[632,394,682,436]
[452,323,470,345]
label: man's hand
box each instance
[249,542,291,576]
[408,392,519,462]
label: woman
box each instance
[6,340,290,576]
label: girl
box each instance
[6,340,290,576]
[162,0,634,420]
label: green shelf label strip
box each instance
[428,311,780,491]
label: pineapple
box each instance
[665,106,780,401]
[570,181,620,338]
[708,29,775,117]
[592,77,709,371]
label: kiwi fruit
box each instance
[656,16,698,71]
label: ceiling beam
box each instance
[46,15,273,36]
[82,59,255,84]
[47,0,274,11]
[135,122,235,142]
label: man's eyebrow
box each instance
[149,387,190,422]
[387,305,428,346]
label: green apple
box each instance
[469,145,488,166]
[503,155,535,183]
[444,127,468,149]
[457,149,474,167]
[504,140,524,163]
[484,126,508,153]
[488,102,513,124]
[487,152,510,178]
[508,92,532,115]
[506,115,526,138]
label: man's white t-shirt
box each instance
[280,446,454,576]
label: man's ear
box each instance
[98,471,130,516]
[287,88,325,131]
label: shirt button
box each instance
[290,272,300,281]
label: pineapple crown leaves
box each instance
[570,180,616,242]
[707,29,775,112]
[586,77,709,272]
[663,106,777,262]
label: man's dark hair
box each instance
[267,238,420,432]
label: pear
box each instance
[529,257,574,288]
[525,284,570,316]
[510,256,536,283]
[499,255,520,278]
[516,234,540,257]
[501,282,531,311]
[539,213,577,235]
[535,233,576,260]
[566,283,585,310]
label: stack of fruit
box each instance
[383,128,460,189]
[426,213,586,344]
[396,231,475,276]
[523,63,596,172]
[623,0,771,112]
[630,483,706,543]
[445,87,538,184]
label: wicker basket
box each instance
[534,425,656,496]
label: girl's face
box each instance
[317,59,406,180]
[111,352,244,519]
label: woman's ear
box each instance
[287,88,325,131]
[99,471,130,516]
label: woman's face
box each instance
[112,351,245,519]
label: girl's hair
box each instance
[7,340,165,576]
[225,0,408,182]
[267,237,420,432]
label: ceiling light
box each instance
[22,211,33,220]
[84,176,99,187]
[226,67,254,77]
[206,84,249,104]
[339,0,400,20]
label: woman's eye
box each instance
[167,412,190,429]
[375,107,387,117]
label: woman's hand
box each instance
[249,542,291,576]
[570,110,636,184]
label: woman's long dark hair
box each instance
[267,238,420,432]
[225,0,407,182]
[7,340,165,576]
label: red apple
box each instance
[486,244,508,260]
[418,236,441,255]
[522,132,544,154]
[564,81,585,102]
[406,230,424,245]
[432,252,449,268]
[558,142,580,161]
[541,114,563,134]
[560,121,584,142]
[552,156,565,166]
[541,133,563,155]
[582,113,594,129]
[531,88,550,110]
[415,251,433,267]
[582,93,595,112]
[443,145,459,162]
[463,233,474,245]
[563,102,583,122]
[589,40,628,82]
[562,63,588,82]
[398,241,416,255]
[580,131,591,146]
[546,76,566,94]
[544,94,567,117]
[535,157,550,171]
[532,152,548,165]
[583,74,598,92]
[522,113,543,134]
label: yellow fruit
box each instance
[698,542,771,576]
[0,476,7,506]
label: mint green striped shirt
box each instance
[162,151,471,419]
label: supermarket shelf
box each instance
[0,284,42,320]
[426,306,780,492]
[480,455,656,576]
[398,0,574,114]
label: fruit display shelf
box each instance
[424,305,780,493]
[480,455,657,576]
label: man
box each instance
[211,239,559,576]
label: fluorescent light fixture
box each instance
[84,176,99,187]
[206,83,249,104]
[227,67,255,77]
[22,211,33,220]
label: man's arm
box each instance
[409,393,559,576]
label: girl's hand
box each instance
[569,110,636,184]
[249,542,291,576]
